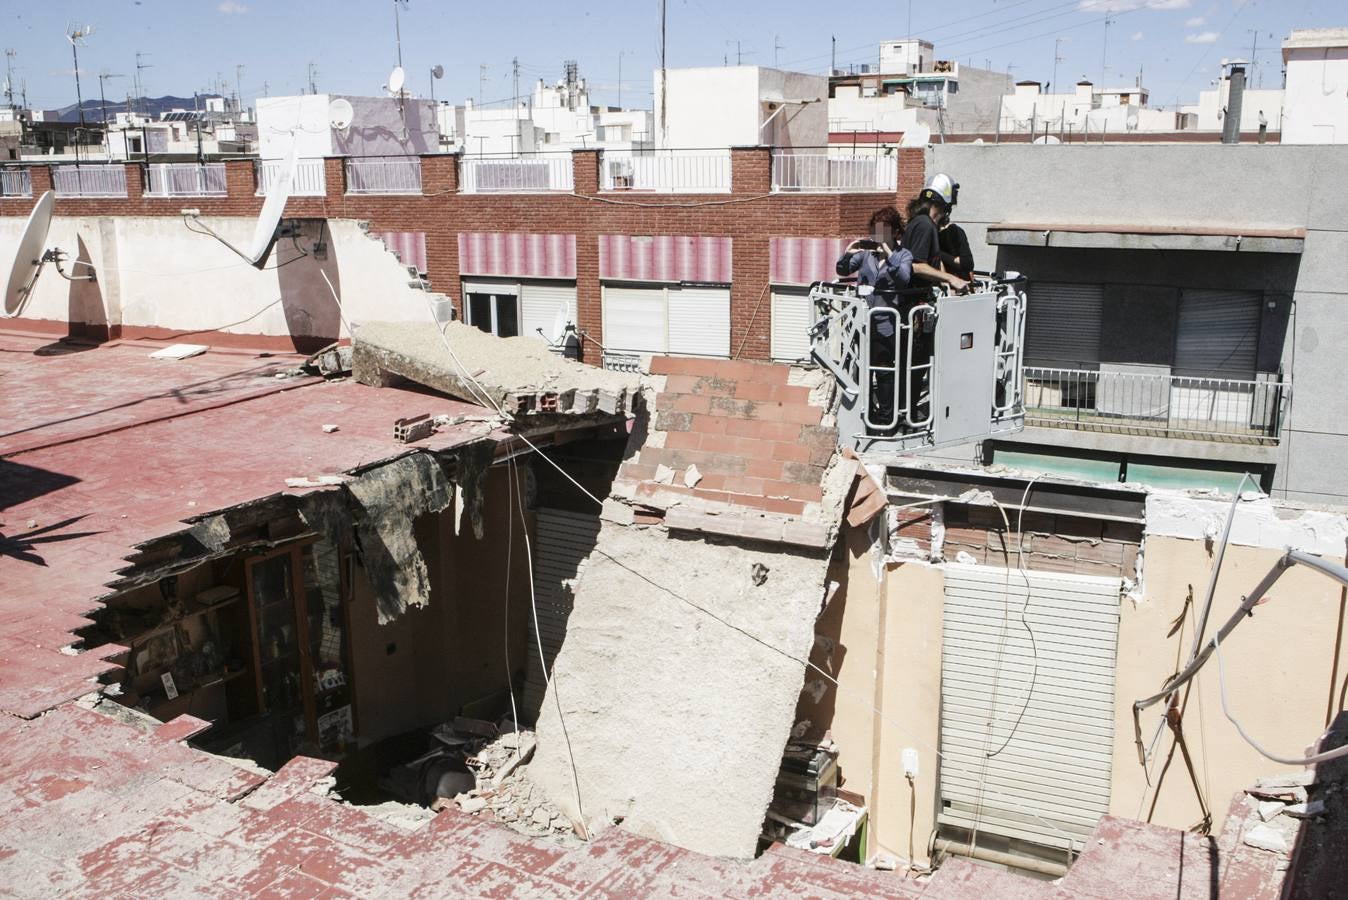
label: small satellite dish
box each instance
[388,66,406,95]
[1032,134,1062,145]
[329,97,354,130]
[431,64,444,80]
[549,308,567,343]
[899,124,932,147]
[181,144,299,270]
[3,191,96,319]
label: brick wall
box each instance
[0,148,907,361]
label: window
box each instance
[770,287,813,363]
[602,283,731,358]
[466,289,520,338]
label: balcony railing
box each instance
[52,164,128,198]
[602,351,643,373]
[346,157,423,194]
[1023,367,1285,444]
[144,163,227,197]
[600,150,731,193]
[255,158,327,197]
[0,168,33,198]
[460,155,573,193]
[771,151,897,192]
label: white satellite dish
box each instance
[431,64,444,80]
[549,308,567,343]
[329,97,354,130]
[3,191,96,319]
[388,66,406,95]
[182,144,299,270]
[899,124,932,147]
[1032,134,1062,145]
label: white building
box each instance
[1188,63,1284,134]
[255,94,439,160]
[653,66,827,149]
[998,80,1177,136]
[1281,28,1348,143]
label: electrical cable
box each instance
[501,455,523,751]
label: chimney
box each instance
[1222,64,1246,144]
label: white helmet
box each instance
[921,172,959,208]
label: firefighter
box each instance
[902,173,969,293]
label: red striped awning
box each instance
[598,234,732,284]
[379,232,428,275]
[457,233,577,279]
[770,237,851,286]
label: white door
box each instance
[520,281,577,344]
[668,285,730,358]
[521,509,603,722]
[938,564,1121,852]
[463,279,520,338]
[771,287,813,363]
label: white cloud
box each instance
[1078,0,1190,10]
[1185,30,1220,43]
[1131,31,1145,40]
[1185,15,1206,25]
[217,1,248,13]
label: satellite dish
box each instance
[899,124,931,147]
[550,308,567,343]
[388,66,406,95]
[3,191,96,318]
[329,97,354,130]
[181,144,298,270]
[431,64,444,80]
[1032,134,1062,145]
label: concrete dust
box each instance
[446,726,584,847]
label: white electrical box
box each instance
[902,747,919,779]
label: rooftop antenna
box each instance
[3,49,15,111]
[478,64,487,106]
[392,0,408,70]
[658,0,667,138]
[181,144,299,270]
[134,50,152,118]
[307,61,318,95]
[1101,15,1114,85]
[97,71,124,155]
[429,64,443,103]
[66,24,93,154]
[3,192,97,319]
[1052,37,1067,96]
[773,34,783,68]
[234,63,245,115]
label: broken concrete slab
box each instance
[352,321,639,419]
[530,519,832,859]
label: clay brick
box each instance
[1055,515,1104,539]
[692,374,739,396]
[1024,552,1078,574]
[770,385,812,404]
[723,475,767,496]
[696,472,728,491]
[673,394,711,415]
[946,544,987,565]
[663,431,701,451]
[632,508,665,526]
[743,458,785,480]
[649,356,703,376]
[781,520,831,548]
[1028,534,1080,559]
[780,461,822,485]
[966,506,1008,530]
[895,507,933,526]
[943,526,989,548]
[1121,543,1140,576]
[690,487,733,506]
[734,380,775,402]
[654,410,693,432]
[636,481,693,499]
[797,425,838,465]
[619,463,657,482]
[1075,540,1124,567]
[690,414,728,435]
[772,481,823,503]
[708,396,757,418]
[771,442,811,463]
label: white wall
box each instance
[829,89,924,133]
[1283,47,1348,143]
[655,67,762,148]
[256,95,334,159]
[0,215,437,340]
[1193,81,1284,132]
[257,94,438,159]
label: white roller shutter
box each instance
[521,509,603,722]
[520,281,576,344]
[602,285,667,354]
[938,564,1120,852]
[1025,283,1103,369]
[771,288,812,363]
[1174,289,1260,379]
[668,286,730,358]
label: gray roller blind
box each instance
[1174,289,1260,379]
[1025,282,1104,369]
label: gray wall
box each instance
[926,143,1348,506]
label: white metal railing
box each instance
[144,163,227,197]
[0,168,32,197]
[255,158,327,197]
[1023,366,1285,443]
[460,155,573,193]
[346,157,423,194]
[52,164,128,197]
[771,151,897,192]
[600,150,731,193]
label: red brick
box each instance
[696,472,728,491]
[619,463,657,482]
[771,442,812,463]
[698,433,739,455]
[744,458,785,480]
[690,414,728,435]
[768,481,823,503]
[780,461,823,485]
[723,475,767,496]
[707,396,757,418]
[734,380,775,402]
[690,488,733,505]
[662,431,701,450]
[770,385,812,404]
[730,494,807,516]
[673,394,711,414]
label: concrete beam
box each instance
[988,228,1304,254]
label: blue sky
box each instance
[5,0,1340,113]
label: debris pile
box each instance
[1232,770,1327,857]
[430,717,582,846]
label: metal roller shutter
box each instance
[521,509,603,723]
[1025,283,1103,369]
[771,288,812,363]
[668,285,730,358]
[602,284,667,354]
[1174,289,1260,378]
[520,282,577,344]
[938,564,1121,852]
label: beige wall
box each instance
[1113,535,1348,831]
[822,520,1348,868]
[349,466,537,745]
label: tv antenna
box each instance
[3,192,97,319]
[180,144,300,270]
[66,26,92,138]
[392,0,408,70]
[3,49,16,111]
[134,50,152,118]
[429,64,443,102]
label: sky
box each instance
[3,0,1340,115]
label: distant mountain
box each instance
[47,95,227,123]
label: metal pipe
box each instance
[933,838,1068,877]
